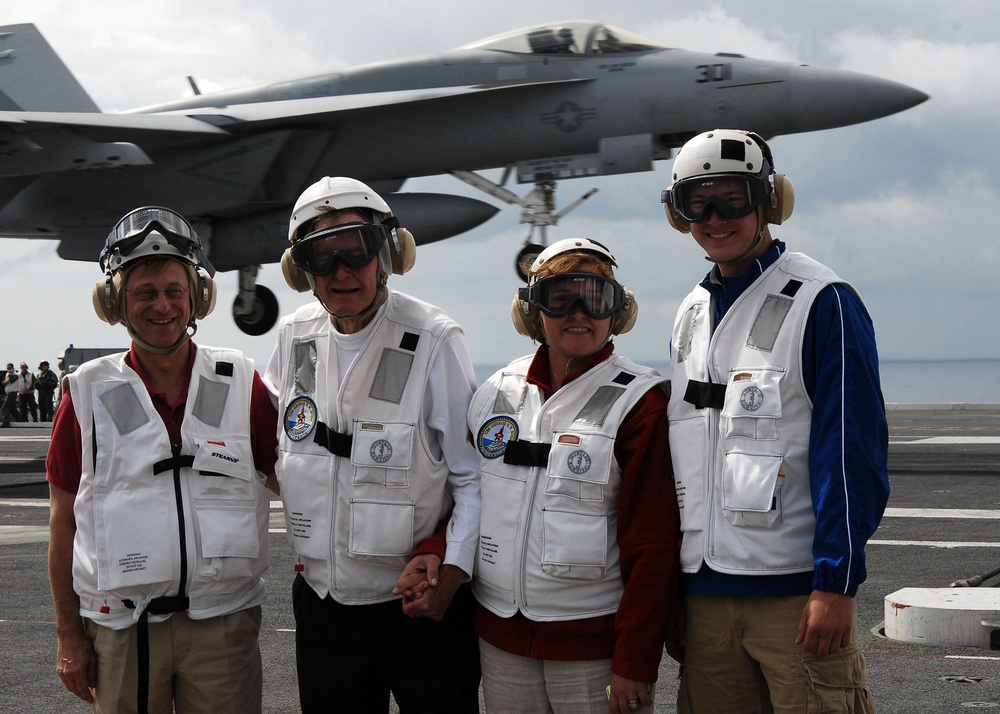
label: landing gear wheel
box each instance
[515,243,546,282]
[233,285,279,336]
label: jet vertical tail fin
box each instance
[0,23,100,112]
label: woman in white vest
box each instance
[47,206,279,713]
[467,238,680,714]
[265,177,482,713]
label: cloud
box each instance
[644,7,799,61]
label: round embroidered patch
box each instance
[284,396,318,442]
[477,416,518,459]
[739,386,765,412]
[370,439,393,464]
[567,449,592,474]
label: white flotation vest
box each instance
[274,292,460,603]
[70,347,270,629]
[470,353,664,620]
[669,251,855,575]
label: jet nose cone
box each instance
[788,64,928,130]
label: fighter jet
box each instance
[0,20,927,334]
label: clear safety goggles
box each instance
[101,207,210,273]
[290,221,392,275]
[662,176,769,223]
[519,272,625,319]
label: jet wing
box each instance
[0,79,589,178]
[149,78,590,129]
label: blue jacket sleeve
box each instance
[803,283,890,596]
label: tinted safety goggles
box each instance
[101,207,213,274]
[519,273,625,319]
[290,222,392,275]
[662,176,769,223]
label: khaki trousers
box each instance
[85,606,262,714]
[677,594,875,714]
[480,638,624,714]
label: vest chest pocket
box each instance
[191,435,254,500]
[540,508,610,580]
[95,487,178,592]
[721,368,784,441]
[349,499,414,565]
[545,432,614,502]
[722,450,785,527]
[351,420,415,488]
[197,505,260,562]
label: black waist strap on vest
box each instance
[502,439,551,467]
[314,421,353,457]
[683,379,727,410]
[152,454,195,474]
[124,595,190,714]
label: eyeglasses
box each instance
[290,221,390,275]
[127,287,189,303]
[662,176,769,223]
[519,272,625,319]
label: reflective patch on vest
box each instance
[192,376,230,428]
[293,340,317,394]
[573,385,625,427]
[98,382,150,436]
[676,302,702,363]
[492,373,527,415]
[370,348,413,404]
[284,395,318,442]
[477,416,519,459]
[747,294,793,352]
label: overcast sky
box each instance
[2,1,997,374]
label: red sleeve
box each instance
[411,513,450,560]
[46,371,279,492]
[611,385,681,683]
[45,386,83,494]
[250,371,279,477]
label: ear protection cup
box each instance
[510,290,639,340]
[664,202,692,234]
[511,296,542,340]
[769,174,794,225]
[281,248,312,292]
[92,274,123,325]
[611,291,638,335]
[389,227,416,275]
[190,266,216,320]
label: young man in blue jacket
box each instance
[661,129,889,713]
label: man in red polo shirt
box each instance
[47,206,279,714]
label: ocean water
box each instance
[475,358,1000,405]
[877,358,999,404]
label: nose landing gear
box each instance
[233,265,279,336]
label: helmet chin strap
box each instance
[703,207,770,268]
[315,272,389,327]
[122,318,196,356]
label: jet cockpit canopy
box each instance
[459,21,667,55]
